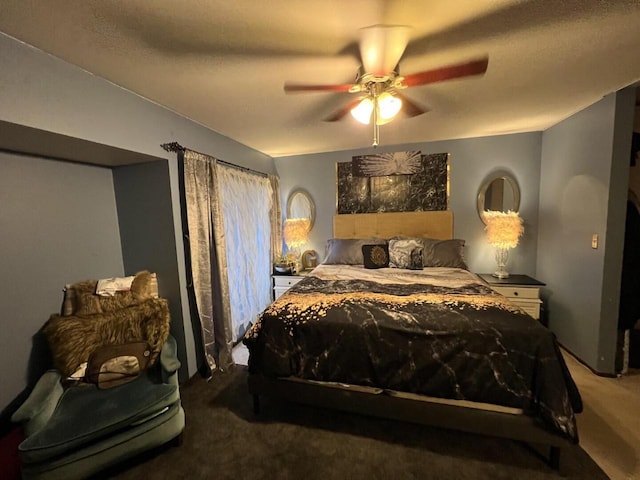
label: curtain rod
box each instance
[161,142,268,178]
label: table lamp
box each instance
[283,218,310,273]
[484,210,524,279]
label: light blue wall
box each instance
[0,31,277,412]
[274,132,542,275]
[113,160,192,381]
[0,33,276,172]
[538,89,635,374]
[0,153,124,411]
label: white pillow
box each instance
[95,276,135,296]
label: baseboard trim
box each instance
[559,343,617,378]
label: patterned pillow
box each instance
[389,239,424,270]
[85,342,152,388]
[362,244,390,269]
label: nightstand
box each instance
[272,271,310,300]
[477,273,545,320]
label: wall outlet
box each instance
[592,234,598,249]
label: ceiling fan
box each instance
[284,25,489,146]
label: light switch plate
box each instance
[592,234,598,249]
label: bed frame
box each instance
[249,211,572,470]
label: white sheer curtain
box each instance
[217,165,273,342]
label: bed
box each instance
[244,211,582,469]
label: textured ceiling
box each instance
[1,0,639,157]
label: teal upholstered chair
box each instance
[11,335,185,480]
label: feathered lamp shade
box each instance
[283,218,311,271]
[484,210,524,279]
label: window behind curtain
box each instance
[217,165,273,342]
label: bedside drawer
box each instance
[273,276,303,288]
[520,303,541,319]
[274,287,291,299]
[272,274,306,300]
[491,286,540,299]
[477,274,545,322]
[513,298,542,320]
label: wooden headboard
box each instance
[333,211,453,240]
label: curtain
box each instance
[217,165,273,341]
[181,149,277,376]
[182,150,233,375]
[269,175,283,263]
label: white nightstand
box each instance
[477,273,545,320]
[272,271,309,300]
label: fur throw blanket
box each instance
[62,270,157,316]
[44,297,170,377]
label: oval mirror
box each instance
[287,189,316,230]
[477,175,520,224]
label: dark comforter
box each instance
[244,265,582,442]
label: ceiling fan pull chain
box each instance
[372,105,379,147]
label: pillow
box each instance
[84,342,152,389]
[131,270,158,298]
[95,275,135,296]
[323,238,385,265]
[44,297,170,377]
[422,238,468,269]
[75,290,138,316]
[389,239,424,270]
[62,271,158,316]
[61,280,97,316]
[362,244,390,269]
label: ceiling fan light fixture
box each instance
[377,92,402,124]
[351,92,402,126]
[351,97,374,124]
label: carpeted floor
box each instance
[106,366,607,480]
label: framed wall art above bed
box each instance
[336,151,449,214]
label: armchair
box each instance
[11,272,185,480]
[12,336,184,479]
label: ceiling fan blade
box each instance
[284,82,355,93]
[396,93,429,118]
[402,57,489,87]
[323,99,363,122]
[359,25,411,76]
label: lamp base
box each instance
[492,269,510,279]
[285,249,301,274]
[493,247,510,279]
